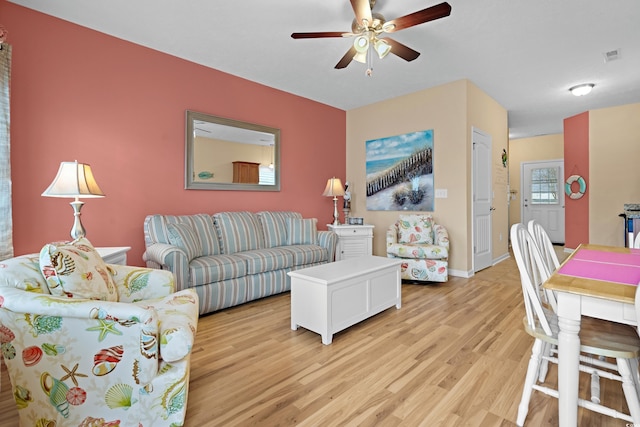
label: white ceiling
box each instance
[9,0,640,139]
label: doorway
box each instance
[521,160,565,244]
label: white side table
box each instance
[96,247,131,265]
[328,224,374,261]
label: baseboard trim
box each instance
[449,268,473,278]
[448,252,511,279]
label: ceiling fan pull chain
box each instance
[366,43,373,76]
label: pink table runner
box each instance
[558,248,640,286]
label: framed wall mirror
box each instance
[185,110,280,191]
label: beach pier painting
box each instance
[366,130,434,211]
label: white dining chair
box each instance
[526,220,562,385]
[636,286,640,338]
[511,223,640,426]
[528,219,613,404]
[527,220,560,271]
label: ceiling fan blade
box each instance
[335,46,357,69]
[291,32,346,39]
[384,2,452,33]
[350,0,373,27]
[385,38,420,62]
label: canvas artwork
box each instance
[366,130,434,211]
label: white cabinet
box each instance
[96,247,131,265]
[289,256,401,345]
[328,224,374,261]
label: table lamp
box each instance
[322,177,345,226]
[42,160,105,239]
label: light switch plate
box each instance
[435,189,448,198]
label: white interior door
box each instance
[473,128,492,272]
[521,160,565,244]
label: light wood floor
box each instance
[0,250,633,426]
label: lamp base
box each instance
[69,199,86,240]
[332,196,340,226]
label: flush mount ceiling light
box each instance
[569,83,595,97]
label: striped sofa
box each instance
[143,211,337,315]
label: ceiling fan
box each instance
[291,0,451,73]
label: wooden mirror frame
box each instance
[185,110,281,191]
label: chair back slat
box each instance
[511,223,553,336]
[526,220,558,312]
[527,220,560,270]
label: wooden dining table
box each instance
[543,243,640,426]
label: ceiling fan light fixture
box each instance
[374,38,391,59]
[353,35,369,53]
[292,1,452,70]
[353,50,368,64]
[382,22,396,32]
[569,83,595,97]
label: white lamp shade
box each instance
[42,161,105,198]
[322,177,345,197]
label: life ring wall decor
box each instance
[565,175,587,199]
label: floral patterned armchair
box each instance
[386,214,449,282]
[0,242,199,427]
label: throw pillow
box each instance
[257,211,302,248]
[39,237,118,301]
[397,214,434,245]
[167,222,202,261]
[286,218,318,245]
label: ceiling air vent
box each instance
[603,49,621,63]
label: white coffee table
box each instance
[288,256,402,345]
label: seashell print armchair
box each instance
[386,214,449,282]
[0,248,199,427]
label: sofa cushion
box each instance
[279,244,328,266]
[286,218,318,245]
[398,258,448,282]
[234,248,295,274]
[39,238,118,301]
[188,254,247,287]
[145,213,220,257]
[247,269,290,301]
[0,254,50,293]
[214,211,264,254]
[257,211,302,248]
[387,243,448,260]
[167,223,202,261]
[397,214,434,245]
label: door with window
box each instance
[521,160,565,244]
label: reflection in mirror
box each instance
[185,110,280,191]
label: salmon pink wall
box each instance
[2,3,346,265]
[563,112,589,248]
